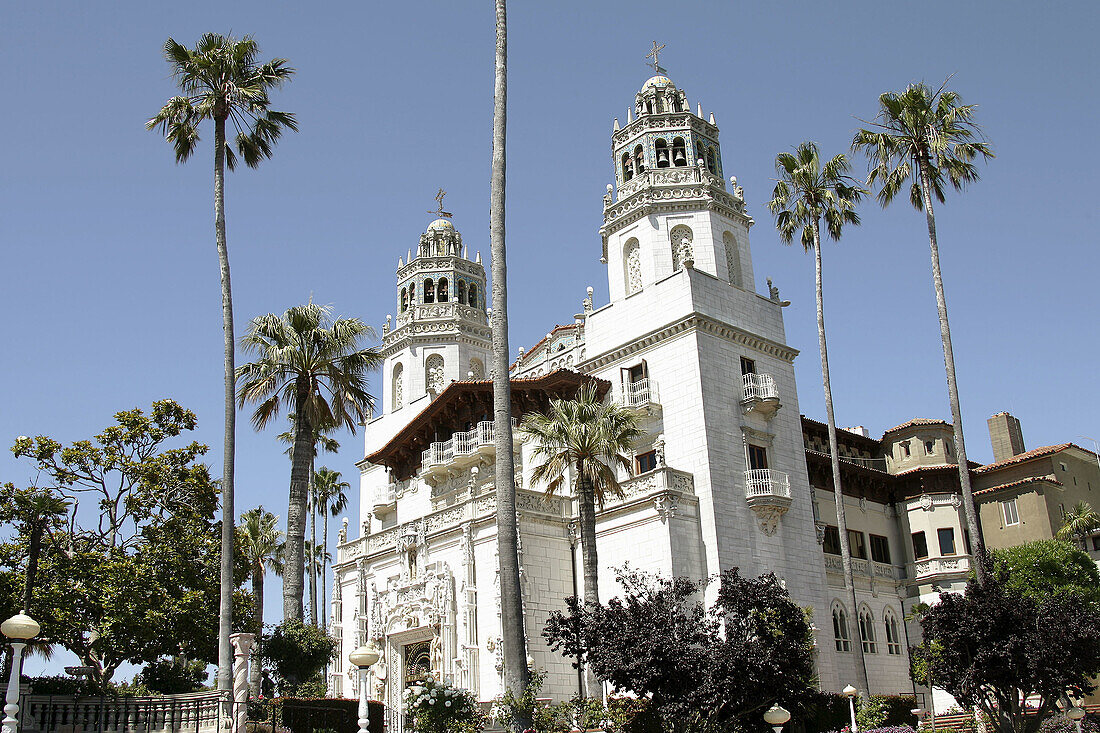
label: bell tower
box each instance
[601,53,755,302]
[379,192,491,417]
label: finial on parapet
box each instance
[697,102,703,117]
[583,286,594,315]
[398,256,404,268]
[627,109,633,124]
[476,251,482,264]
[613,118,620,131]
[709,112,716,125]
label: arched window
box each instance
[706,146,718,174]
[623,238,642,295]
[832,604,851,652]
[671,96,682,112]
[622,152,634,182]
[392,363,404,411]
[469,358,484,379]
[400,286,408,313]
[655,96,664,113]
[671,137,687,167]
[437,278,449,303]
[655,139,670,168]
[724,232,742,287]
[859,607,877,654]
[634,145,645,175]
[695,142,705,166]
[884,609,902,655]
[423,278,435,304]
[457,280,467,305]
[425,354,445,395]
[468,283,478,309]
[645,100,653,114]
[670,225,693,271]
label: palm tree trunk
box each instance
[22,522,43,612]
[488,0,531,725]
[284,400,312,621]
[917,157,987,586]
[576,470,601,699]
[214,114,235,694]
[812,222,869,695]
[321,514,329,630]
[309,455,318,626]
[250,564,264,697]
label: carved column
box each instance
[230,633,255,732]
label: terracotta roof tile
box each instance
[973,443,1074,473]
[882,418,951,436]
[974,476,1063,496]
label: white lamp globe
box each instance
[764,705,791,726]
[349,642,381,669]
[842,685,859,698]
[1068,708,1086,722]
[1,611,40,640]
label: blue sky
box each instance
[3,1,1098,676]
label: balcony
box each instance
[372,484,397,518]
[744,469,791,535]
[908,554,971,583]
[740,373,781,417]
[621,378,660,414]
[421,419,518,482]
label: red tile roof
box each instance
[974,476,1063,496]
[882,418,951,436]
[973,443,1074,473]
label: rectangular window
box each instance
[1093,536,1100,552]
[823,525,841,555]
[869,534,891,564]
[747,444,769,471]
[925,440,935,454]
[912,531,929,560]
[740,356,756,375]
[938,527,956,556]
[901,442,911,458]
[627,363,646,384]
[635,450,657,474]
[848,530,867,560]
[1002,499,1020,526]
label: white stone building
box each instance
[328,70,922,722]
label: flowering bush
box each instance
[403,675,484,733]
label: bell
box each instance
[673,149,686,165]
[657,149,669,165]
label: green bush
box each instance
[800,693,916,733]
[134,657,209,694]
[261,620,337,693]
[404,674,484,733]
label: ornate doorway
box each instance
[404,640,431,685]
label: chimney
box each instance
[988,412,1026,463]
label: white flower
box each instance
[428,698,436,706]
[445,701,452,707]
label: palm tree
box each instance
[520,382,643,696]
[148,33,297,688]
[312,467,351,629]
[236,302,381,621]
[238,506,284,696]
[1057,501,1100,549]
[278,416,340,626]
[487,0,530,718]
[852,81,994,584]
[767,141,867,695]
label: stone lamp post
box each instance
[349,643,381,733]
[843,685,859,732]
[764,704,791,733]
[2,611,40,733]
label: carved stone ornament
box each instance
[753,504,788,536]
[815,520,827,545]
[951,493,962,509]
[653,492,679,523]
[920,493,934,511]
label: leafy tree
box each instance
[1057,501,1100,549]
[134,657,209,694]
[236,302,381,622]
[767,140,866,694]
[989,539,1100,605]
[260,619,337,694]
[0,485,69,614]
[238,506,284,695]
[919,566,1100,733]
[148,33,297,690]
[521,382,643,696]
[852,81,994,584]
[4,400,253,688]
[312,466,350,628]
[544,567,815,733]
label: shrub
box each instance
[261,620,337,693]
[134,657,209,694]
[1039,712,1100,733]
[404,674,484,733]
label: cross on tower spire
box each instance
[646,41,667,74]
[428,188,452,218]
